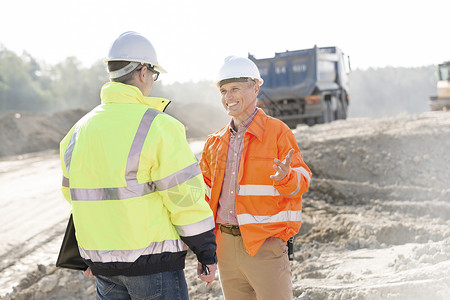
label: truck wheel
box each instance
[322,100,333,123]
[335,99,347,120]
[335,100,342,119]
[340,92,348,119]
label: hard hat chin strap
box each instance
[109,62,141,79]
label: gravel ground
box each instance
[1,111,449,300]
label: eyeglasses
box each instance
[136,64,160,81]
[147,65,160,81]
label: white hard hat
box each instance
[217,56,263,87]
[104,31,167,78]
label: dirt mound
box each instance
[296,112,450,191]
[290,111,450,299]
[0,104,228,159]
[165,102,229,139]
[0,109,88,158]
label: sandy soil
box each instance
[0,111,449,300]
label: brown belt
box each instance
[219,224,241,236]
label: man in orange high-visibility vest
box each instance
[200,56,312,300]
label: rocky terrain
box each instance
[0,110,449,299]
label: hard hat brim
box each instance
[104,58,167,74]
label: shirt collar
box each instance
[212,108,268,141]
[229,108,258,134]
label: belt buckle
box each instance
[221,224,240,236]
[231,226,240,236]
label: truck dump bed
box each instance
[249,46,349,127]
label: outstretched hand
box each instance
[197,262,217,289]
[270,149,295,181]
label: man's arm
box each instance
[151,116,217,272]
[272,130,311,197]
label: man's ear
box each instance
[254,83,260,95]
[137,67,146,82]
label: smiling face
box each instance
[219,80,259,126]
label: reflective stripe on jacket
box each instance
[60,82,216,276]
[200,109,311,256]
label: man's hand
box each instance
[197,262,217,289]
[270,149,294,181]
[83,267,95,278]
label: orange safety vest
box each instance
[200,109,311,256]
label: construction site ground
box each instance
[0,110,449,300]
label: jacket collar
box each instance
[246,108,267,141]
[213,108,267,141]
[100,82,171,112]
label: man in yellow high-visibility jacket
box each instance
[60,31,217,300]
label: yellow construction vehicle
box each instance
[429,61,450,111]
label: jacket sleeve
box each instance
[59,126,76,204]
[151,115,217,264]
[180,229,217,264]
[273,128,312,198]
[199,137,213,203]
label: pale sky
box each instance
[1,0,449,83]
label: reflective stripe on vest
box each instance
[174,216,215,237]
[295,166,311,185]
[205,184,211,199]
[125,108,159,185]
[69,162,201,201]
[70,182,156,201]
[63,109,201,201]
[237,166,311,197]
[285,166,311,197]
[62,176,69,187]
[238,184,280,196]
[64,121,82,174]
[237,210,302,226]
[79,238,188,263]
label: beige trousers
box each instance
[216,230,292,300]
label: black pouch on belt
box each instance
[287,237,294,261]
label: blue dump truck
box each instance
[249,46,350,128]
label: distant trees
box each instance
[0,47,224,116]
[0,46,440,118]
[48,57,109,110]
[348,66,437,117]
[0,47,109,114]
[0,48,54,112]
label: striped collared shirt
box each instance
[216,108,259,225]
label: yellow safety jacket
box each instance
[60,82,216,276]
